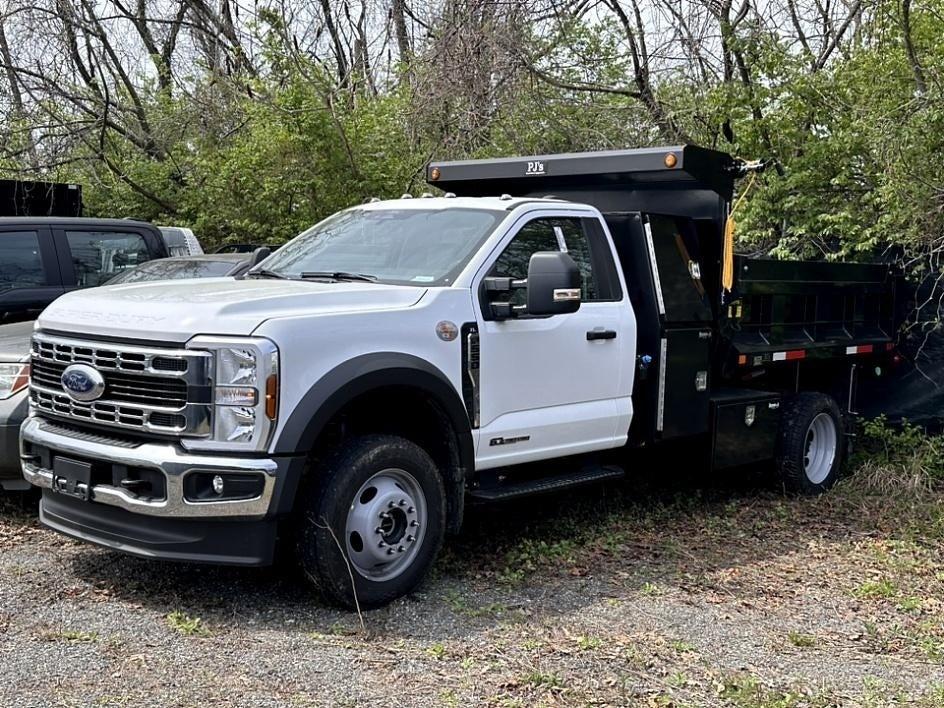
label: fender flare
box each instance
[272,353,473,531]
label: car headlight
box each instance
[183,336,278,452]
[0,362,30,400]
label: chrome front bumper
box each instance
[20,416,277,518]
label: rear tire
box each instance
[778,392,845,494]
[295,434,446,609]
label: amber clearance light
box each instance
[430,166,441,181]
[265,374,278,420]
[664,152,678,168]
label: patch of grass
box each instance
[640,581,663,596]
[852,578,897,600]
[165,611,210,637]
[426,642,447,660]
[671,639,695,653]
[787,632,816,648]
[522,671,565,689]
[854,418,944,495]
[42,629,99,643]
[717,676,830,708]
[575,635,602,651]
[897,596,924,613]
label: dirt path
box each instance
[1,472,942,707]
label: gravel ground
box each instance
[1,467,943,707]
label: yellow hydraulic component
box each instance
[723,170,757,292]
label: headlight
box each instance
[183,336,278,452]
[0,362,30,400]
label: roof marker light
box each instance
[430,167,441,180]
[664,152,678,168]
[400,193,413,199]
[443,192,456,198]
[499,193,513,200]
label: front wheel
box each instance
[295,434,446,609]
[777,392,846,494]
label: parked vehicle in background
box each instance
[105,252,259,284]
[0,320,31,490]
[213,243,279,254]
[157,226,204,257]
[19,146,902,609]
[0,218,169,324]
[0,251,263,492]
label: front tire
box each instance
[778,393,845,494]
[295,434,446,609]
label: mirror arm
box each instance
[484,276,527,292]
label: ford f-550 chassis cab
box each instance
[20,146,900,608]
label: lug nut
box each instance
[387,548,395,555]
[388,501,396,508]
[406,535,415,543]
[379,511,389,519]
[398,499,406,507]
[410,520,419,527]
[378,541,386,548]
[375,527,384,534]
[397,546,405,553]
[407,506,415,514]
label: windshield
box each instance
[259,207,505,286]
[106,258,239,284]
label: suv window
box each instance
[0,231,47,289]
[490,217,600,305]
[65,230,151,287]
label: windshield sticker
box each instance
[411,275,435,282]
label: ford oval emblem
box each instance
[60,364,106,402]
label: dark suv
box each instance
[0,218,169,324]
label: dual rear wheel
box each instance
[778,392,846,494]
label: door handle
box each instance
[586,329,617,341]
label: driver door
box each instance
[473,212,634,469]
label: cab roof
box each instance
[355,195,588,212]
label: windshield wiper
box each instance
[244,268,289,280]
[300,271,378,282]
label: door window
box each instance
[65,231,151,287]
[490,217,600,306]
[0,231,47,289]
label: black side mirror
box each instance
[526,251,581,316]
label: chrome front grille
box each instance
[29,332,211,438]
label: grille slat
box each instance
[29,334,210,438]
[31,360,187,408]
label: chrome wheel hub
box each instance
[803,412,838,484]
[345,468,426,581]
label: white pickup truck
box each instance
[20,146,899,608]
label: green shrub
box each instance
[852,417,944,493]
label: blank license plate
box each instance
[52,457,92,501]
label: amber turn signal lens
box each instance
[430,166,441,181]
[664,153,678,168]
[265,374,278,420]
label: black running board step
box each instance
[469,465,625,502]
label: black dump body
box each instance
[0,179,83,217]
[428,145,901,448]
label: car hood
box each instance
[0,320,35,361]
[37,278,427,343]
